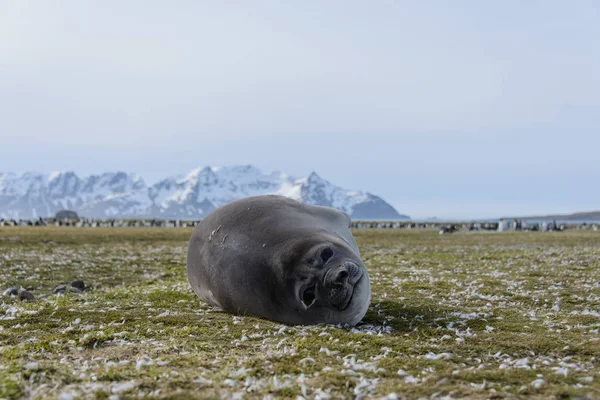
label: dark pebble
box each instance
[18,290,35,301]
[71,280,85,290]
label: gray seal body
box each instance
[186,195,371,326]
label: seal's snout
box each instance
[325,261,364,310]
[330,262,362,286]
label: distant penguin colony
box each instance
[0,215,595,233]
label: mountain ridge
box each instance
[505,211,600,221]
[0,166,409,220]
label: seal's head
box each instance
[280,233,371,326]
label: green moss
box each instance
[1,227,599,398]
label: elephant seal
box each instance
[186,195,371,326]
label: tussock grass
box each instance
[1,227,599,399]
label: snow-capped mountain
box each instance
[0,166,409,220]
[0,171,145,219]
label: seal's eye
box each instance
[320,247,334,263]
[301,284,317,308]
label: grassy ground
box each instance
[0,227,599,399]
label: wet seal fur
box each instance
[186,195,371,326]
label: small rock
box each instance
[71,280,85,290]
[53,284,67,294]
[18,290,35,301]
[3,288,18,297]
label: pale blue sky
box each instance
[1,1,599,219]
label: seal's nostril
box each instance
[334,269,349,283]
